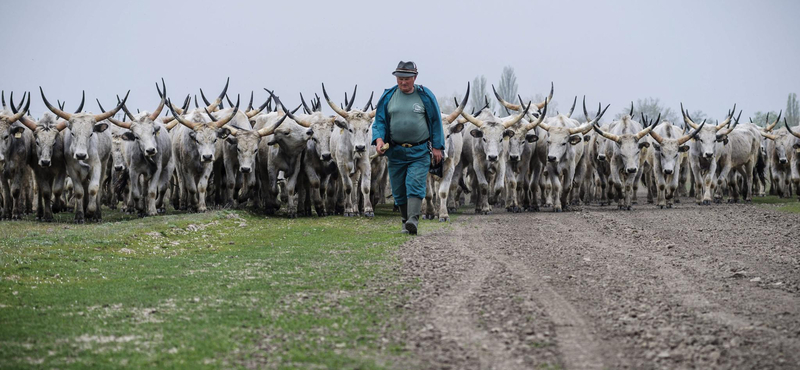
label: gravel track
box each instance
[393,200,800,369]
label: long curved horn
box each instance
[246,91,254,112]
[636,112,660,139]
[524,98,548,131]
[593,123,620,143]
[362,91,374,112]
[225,94,234,109]
[256,113,289,137]
[165,119,179,131]
[571,101,610,134]
[321,83,350,119]
[716,110,742,137]
[535,82,553,110]
[168,98,199,130]
[459,109,484,128]
[680,102,698,130]
[246,96,271,119]
[715,104,737,130]
[765,110,782,131]
[676,119,706,145]
[278,94,313,128]
[344,85,357,111]
[492,84,521,111]
[503,100,532,129]
[116,95,136,121]
[200,77,230,112]
[148,78,167,121]
[96,99,130,129]
[204,95,239,128]
[72,90,85,114]
[8,92,35,130]
[785,118,800,139]
[300,93,312,114]
[760,131,778,140]
[565,96,577,118]
[444,83,470,124]
[57,99,65,111]
[1,91,5,110]
[648,128,664,144]
[628,101,634,117]
[94,91,130,122]
[40,87,72,121]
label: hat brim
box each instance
[392,71,418,77]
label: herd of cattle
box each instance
[0,79,798,223]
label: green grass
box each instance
[751,195,800,213]
[0,204,450,369]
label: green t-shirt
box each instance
[388,89,429,144]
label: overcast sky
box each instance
[4,0,799,122]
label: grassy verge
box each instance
[0,204,449,369]
[752,195,800,213]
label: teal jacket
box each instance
[371,85,445,150]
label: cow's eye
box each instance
[348,129,353,133]
[2,135,7,140]
[562,142,566,146]
[253,148,258,154]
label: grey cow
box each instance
[0,93,34,219]
[40,88,129,223]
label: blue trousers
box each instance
[387,144,430,205]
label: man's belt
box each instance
[391,139,429,148]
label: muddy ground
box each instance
[389,199,800,369]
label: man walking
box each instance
[372,61,444,235]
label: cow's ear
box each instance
[583,134,591,142]
[568,135,582,145]
[503,129,515,138]
[334,119,348,130]
[121,132,135,141]
[216,127,231,139]
[652,143,661,151]
[267,138,278,146]
[638,141,650,149]
[723,138,729,145]
[154,126,161,133]
[794,143,800,149]
[679,145,690,152]
[470,129,483,138]
[226,136,238,145]
[525,134,539,143]
[189,131,197,140]
[450,122,465,134]
[93,123,109,133]
[10,126,25,135]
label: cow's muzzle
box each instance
[509,155,520,162]
[240,166,251,173]
[321,153,332,161]
[114,165,124,171]
[355,145,366,153]
[40,160,51,167]
[75,153,88,160]
[547,156,557,162]
[488,155,498,162]
[145,148,157,156]
[202,154,213,162]
[779,158,788,164]
[626,167,637,174]
[704,152,713,158]
[664,169,673,175]
[597,155,606,161]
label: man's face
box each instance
[396,75,416,94]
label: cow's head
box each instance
[437,83,472,160]
[649,120,704,175]
[99,79,169,162]
[224,111,287,173]
[40,88,128,161]
[460,99,532,163]
[681,103,737,159]
[763,119,800,165]
[594,113,657,174]
[539,100,608,164]
[1,92,32,164]
[168,96,240,163]
[322,84,376,155]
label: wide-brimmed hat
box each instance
[392,61,418,77]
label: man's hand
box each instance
[431,148,443,164]
[376,138,387,155]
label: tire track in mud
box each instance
[398,215,608,369]
[396,200,800,369]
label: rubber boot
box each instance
[399,203,409,234]
[405,197,422,235]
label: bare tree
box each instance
[470,75,494,114]
[786,93,799,128]
[614,97,678,124]
[496,66,518,117]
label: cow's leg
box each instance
[145,170,160,216]
[656,172,667,208]
[359,157,374,217]
[66,168,85,223]
[130,171,144,216]
[666,172,680,208]
[284,160,304,219]
[716,162,732,203]
[0,176,11,219]
[424,175,435,220]
[224,162,237,208]
[548,167,564,212]
[609,162,625,209]
[304,165,325,217]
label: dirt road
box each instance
[393,201,800,369]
